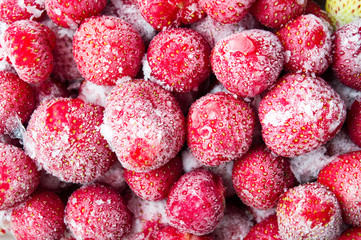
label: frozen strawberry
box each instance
[103,80,185,172]
[3,20,55,83]
[187,92,254,166]
[0,71,35,135]
[258,73,346,157]
[0,0,45,24]
[11,190,66,240]
[250,0,307,29]
[338,227,361,239]
[124,155,183,201]
[305,0,333,27]
[347,100,361,148]
[211,29,284,97]
[156,226,213,239]
[73,15,145,86]
[277,182,342,240]
[232,145,296,210]
[276,14,333,75]
[45,0,107,28]
[0,143,40,210]
[65,184,132,240]
[244,215,282,240]
[147,28,211,93]
[166,169,225,235]
[332,20,361,91]
[318,151,361,226]
[24,97,116,183]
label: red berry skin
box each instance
[156,226,213,240]
[187,92,255,166]
[104,80,186,172]
[244,215,282,240]
[11,190,66,240]
[232,145,296,210]
[147,28,211,93]
[347,100,361,148]
[258,73,346,157]
[276,14,333,75]
[73,16,145,86]
[305,0,333,27]
[277,182,342,240]
[65,184,132,240]
[0,0,45,24]
[166,169,225,236]
[318,151,361,226]
[211,29,284,97]
[338,227,361,240]
[0,143,40,210]
[3,20,54,83]
[123,155,183,201]
[45,0,108,28]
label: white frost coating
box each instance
[100,122,115,152]
[249,207,276,223]
[142,54,152,81]
[78,81,114,107]
[284,50,291,63]
[262,109,293,127]
[0,210,11,233]
[329,76,361,109]
[296,0,305,5]
[326,128,361,156]
[4,114,26,144]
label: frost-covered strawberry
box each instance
[0,0,45,24]
[250,0,307,29]
[11,190,66,240]
[318,151,361,226]
[103,80,185,172]
[156,226,213,239]
[73,16,145,86]
[338,227,361,239]
[166,169,225,235]
[276,14,333,75]
[147,28,211,93]
[24,97,115,183]
[259,73,346,157]
[232,145,296,210]
[211,29,284,97]
[45,0,108,28]
[0,143,40,210]
[277,182,342,240]
[347,100,361,148]
[187,92,254,166]
[65,184,132,240]
[244,215,282,240]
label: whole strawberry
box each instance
[211,29,284,97]
[65,184,132,240]
[244,215,282,240]
[11,190,66,240]
[45,0,108,28]
[73,16,145,86]
[347,100,361,147]
[0,0,45,24]
[258,73,346,157]
[338,227,361,239]
[277,182,342,240]
[187,92,255,166]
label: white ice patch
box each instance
[263,109,293,126]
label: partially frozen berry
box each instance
[0,143,40,210]
[347,100,361,148]
[338,227,361,240]
[73,15,145,86]
[11,190,66,240]
[45,0,108,28]
[24,97,115,183]
[259,73,346,157]
[0,0,45,24]
[147,28,211,93]
[65,184,132,240]
[277,182,342,240]
[211,29,284,97]
[103,80,185,172]
[244,215,282,240]
[166,169,225,235]
[187,92,254,166]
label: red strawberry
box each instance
[45,0,108,28]
[24,97,116,183]
[332,19,361,91]
[65,184,132,240]
[11,190,66,240]
[276,14,333,75]
[250,0,307,29]
[103,80,185,172]
[156,226,213,239]
[258,73,346,157]
[147,28,211,93]
[166,168,225,235]
[124,155,183,201]
[347,100,361,148]
[232,145,296,210]
[277,182,342,240]
[3,20,55,83]
[187,92,255,166]
[244,215,282,240]
[0,71,35,135]
[0,143,40,210]
[338,227,361,240]
[73,15,145,86]
[211,29,284,97]
[318,151,361,226]
[305,0,333,27]
[0,0,45,24]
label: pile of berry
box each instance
[0,0,361,239]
